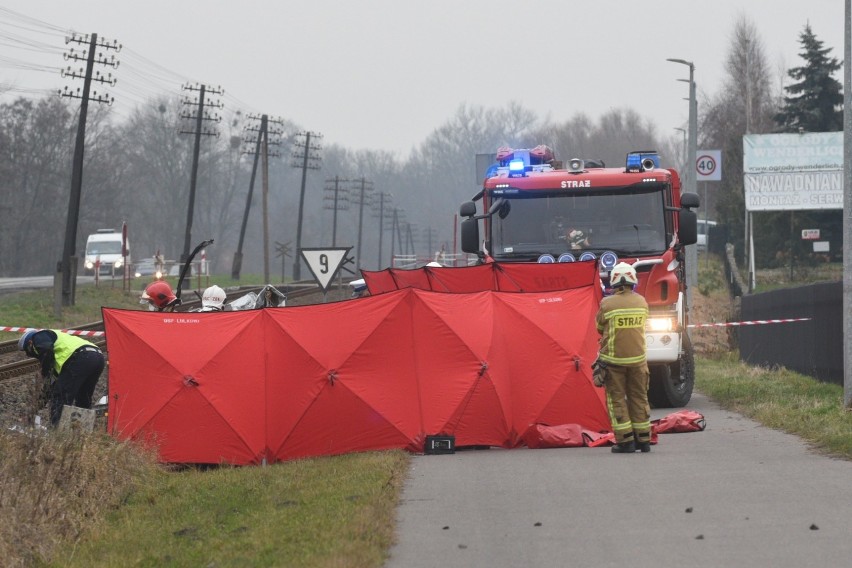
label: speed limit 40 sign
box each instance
[696,149,722,181]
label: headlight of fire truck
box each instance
[85,260,94,270]
[645,309,680,361]
[114,259,123,269]
[646,316,677,332]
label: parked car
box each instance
[697,220,717,252]
[133,258,162,279]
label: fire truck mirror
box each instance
[681,192,700,209]
[678,209,698,246]
[460,218,480,254]
[460,201,477,217]
[488,198,507,217]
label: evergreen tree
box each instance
[770,24,843,270]
[775,24,843,133]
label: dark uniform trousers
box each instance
[51,346,105,425]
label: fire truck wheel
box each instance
[648,336,695,408]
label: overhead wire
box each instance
[0,6,265,123]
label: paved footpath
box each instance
[386,392,852,568]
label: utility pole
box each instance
[406,223,416,257]
[323,176,350,247]
[389,208,406,266]
[58,32,120,306]
[667,57,698,310]
[291,131,323,281]
[233,115,264,279]
[261,130,270,283]
[674,127,687,170]
[389,208,398,264]
[423,226,438,260]
[396,210,406,258]
[232,114,283,280]
[372,191,393,269]
[179,83,223,271]
[352,177,373,273]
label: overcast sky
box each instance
[0,1,845,157]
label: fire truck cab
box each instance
[460,146,699,407]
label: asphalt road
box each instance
[0,275,97,295]
[387,391,852,568]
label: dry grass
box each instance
[0,429,159,567]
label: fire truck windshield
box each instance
[488,188,668,259]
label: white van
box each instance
[696,220,717,251]
[84,229,130,276]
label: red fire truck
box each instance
[459,146,699,407]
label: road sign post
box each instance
[696,150,722,268]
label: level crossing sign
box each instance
[696,150,722,181]
[300,247,352,292]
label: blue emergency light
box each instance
[558,253,576,263]
[508,159,526,177]
[625,151,661,172]
[579,252,597,262]
[537,254,556,263]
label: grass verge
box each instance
[697,353,852,459]
[58,450,409,568]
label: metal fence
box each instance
[739,281,842,385]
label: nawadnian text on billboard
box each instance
[743,132,843,211]
[744,171,842,211]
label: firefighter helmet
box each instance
[141,281,177,310]
[201,285,226,311]
[609,262,638,288]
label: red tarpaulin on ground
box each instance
[103,265,608,465]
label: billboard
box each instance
[743,133,843,212]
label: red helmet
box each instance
[141,281,177,310]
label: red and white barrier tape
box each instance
[4,317,813,337]
[1,326,104,337]
[688,317,811,329]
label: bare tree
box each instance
[0,97,75,276]
[700,15,778,260]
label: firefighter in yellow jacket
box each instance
[595,262,651,453]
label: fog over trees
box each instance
[0,16,842,278]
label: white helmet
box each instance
[201,285,226,311]
[609,262,638,288]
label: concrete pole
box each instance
[843,0,851,409]
[667,58,698,310]
[687,68,698,310]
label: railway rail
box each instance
[0,282,339,383]
[0,281,356,427]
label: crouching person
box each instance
[18,329,105,426]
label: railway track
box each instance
[0,282,363,429]
[0,283,337,382]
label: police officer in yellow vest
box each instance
[18,329,105,426]
[595,262,652,453]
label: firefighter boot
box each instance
[636,441,651,453]
[611,440,636,453]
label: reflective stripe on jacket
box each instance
[51,330,95,374]
[595,288,648,366]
